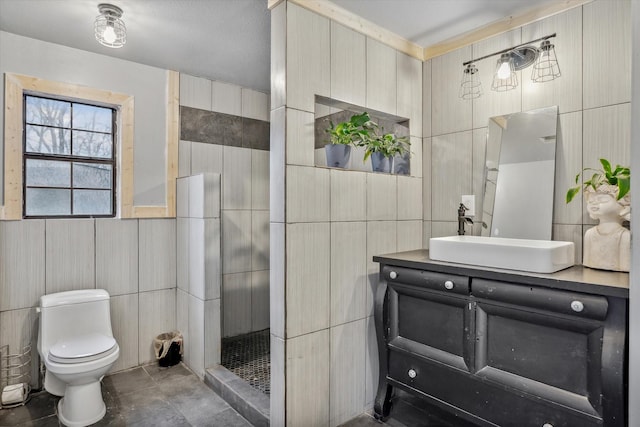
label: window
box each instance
[23,95,116,217]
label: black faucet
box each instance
[457,203,474,235]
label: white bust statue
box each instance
[583,184,631,272]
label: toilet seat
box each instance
[48,333,117,364]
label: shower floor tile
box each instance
[221,329,270,395]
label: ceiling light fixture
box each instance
[95,3,126,48]
[460,33,559,99]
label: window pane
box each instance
[26,159,70,187]
[73,190,111,215]
[73,163,112,189]
[25,188,70,216]
[25,96,71,127]
[26,125,71,155]
[73,104,112,133]
[72,130,113,158]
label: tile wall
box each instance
[179,74,270,339]
[423,0,632,266]
[270,3,423,425]
[0,217,177,379]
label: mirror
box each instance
[481,106,558,240]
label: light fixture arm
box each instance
[462,33,556,66]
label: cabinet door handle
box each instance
[407,369,417,379]
[444,280,454,290]
[570,300,584,312]
[389,271,398,279]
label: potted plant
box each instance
[324,112,373,168]
[566,158,631,272]
[359,126,410,173]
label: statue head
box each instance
[584,184,631,222]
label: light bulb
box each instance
[102,25,117,44]
[497,61,511,79]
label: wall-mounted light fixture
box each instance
[459,33,560,100]
[95,3,126,48]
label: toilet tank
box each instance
[38,289,114,357]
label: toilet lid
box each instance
[49,333,117,364]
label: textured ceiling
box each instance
[0,0,559,93]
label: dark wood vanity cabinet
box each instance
[373,251,628,427]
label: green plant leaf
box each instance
[600,158,612,175]
[565,186,580,204]
[617,176,630,199]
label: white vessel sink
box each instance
[429,236,575,273]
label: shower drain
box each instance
[221,329,270,395]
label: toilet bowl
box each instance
[38,290,119,427]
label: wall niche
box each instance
[314,96,410,175]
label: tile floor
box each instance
[0,364,251,426]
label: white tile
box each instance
[252,210,270,271]
[189,294,205,378]
[583,0,631,109]
[221,210,252,274]
[366,173,397,221]
[331,21,366,107]
[431,132,473,221]
[472,128,488,213]
[204,298,221,368]
[553,224,583,266]
[471,30,522,129]
[177,218,189,292]
[271,2,286,110]
[138,289,176,364]
[176,289,189,367]
[190,141,223,176]
[423,138,432,220]
[365,221,397,316]
[190,173,220,219]
[330,320,366,426]
[222,146,252,210]
[270,334,286,427]
[189,218,205,300]
[364,316,379,406]
[241,88,269,121]
[286,222,330,337]
[176,177,189,218]
[286,108,315,167]
[211,80,241,116]
[109,293,138,372]
[330,169,367,222]
[367,38,397,114]
[397,221,423,252]
[252,149,270,210]
[270,222,285,339]
[251,270,270,331]
[409,135,423,178]
[139,219,177,292]
[286,165,330,223]
[331,222,367,326]
[431,46,472,135]
[423,221,432,249]
[0,220,45,311]
[270,107,286,223]
[286,3,330,112]
[204,219,221,300]
[222,272,252,337]
[522,7,583,114]
[554,112,583,225]
[178,140,192,177]
[397,52,422,137]
[45,219,95,294]
[423,60,432,138]
[431,221,458,238]
[0,308,39,387]
[96,219,138,296]
[397,176,423,220]
[180,74,212,110]
[286,329,330,426]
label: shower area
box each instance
[177,74,271,422]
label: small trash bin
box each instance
[154,331,183,367]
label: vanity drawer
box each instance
[472,278,608,320]
[382,265,469,295]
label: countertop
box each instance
[373,249,629,299]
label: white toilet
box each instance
[37,289,119,427]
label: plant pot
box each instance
[393,153,410,175]
[325,144,351,168]
[371,152,392,173]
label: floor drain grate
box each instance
[221,329,270,395]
